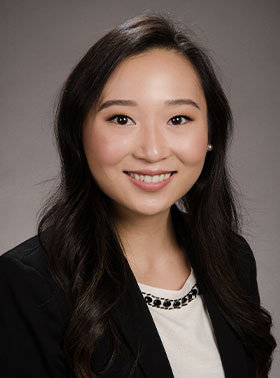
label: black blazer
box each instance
[0,232,259,378]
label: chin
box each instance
[127,203,171,217]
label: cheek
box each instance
[83,129,130,169]
[176,129,208,165]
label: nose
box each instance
[133,121,170,162]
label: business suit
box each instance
[0,229,259,377]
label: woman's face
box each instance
[83,48,209,218]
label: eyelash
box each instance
[107,113,193,126]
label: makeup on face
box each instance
[83,48,208,217]
[124,170,177,192]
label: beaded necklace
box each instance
[141,283,200,310]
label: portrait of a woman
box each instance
[0,12,277,378]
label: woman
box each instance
[0,12,276,378]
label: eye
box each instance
[168,115,193,126]
[107,114,134,126]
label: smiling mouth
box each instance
[124,171,176,183]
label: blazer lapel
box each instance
[198,281,249,378]
[113,260,174,378]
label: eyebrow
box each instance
[97,98,200,112]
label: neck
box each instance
[113,205,184,272]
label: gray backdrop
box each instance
[1,0,279,375]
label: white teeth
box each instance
[127,172,173,183]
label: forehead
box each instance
[99,48,205,105]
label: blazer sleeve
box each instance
[0,253,72,378]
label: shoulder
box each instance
[234,234,257,273]
[1,235,49,274]
[0,235,71,319]
[0,237,73,376]
[233,234,260,305]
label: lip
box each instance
[124,171,176,192]
[124,170,176,175]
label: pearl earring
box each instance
[207,144,213,151]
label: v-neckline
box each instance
[111,205,250,378]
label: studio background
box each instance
[1,0,279,376]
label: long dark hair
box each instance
[38,11,276,378]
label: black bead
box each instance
[192,289,197,295]
[182,297,187,303]
[154,299,161,306]
[173,301,181,307]
[163,301,171,307]
[145,296,152,303]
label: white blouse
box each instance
[137,268,225,378]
